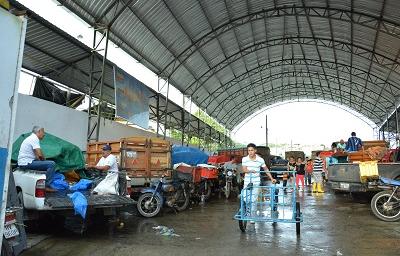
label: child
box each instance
[305,159,313,187]
[295,157,306,191]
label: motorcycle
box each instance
[136,175,190,218]
[370,177,400,222]
[223,168,239,199]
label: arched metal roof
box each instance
[57,0,400,130]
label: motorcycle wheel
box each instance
[137,193,162,218]
[371,190,400,222]
[175,188,190,212]
[200,181,212,200]
[225,182,231,199]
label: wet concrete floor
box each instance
[22,189,400,256]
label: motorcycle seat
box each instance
[380,177,400,186]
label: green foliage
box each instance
[169,128,231,152]
[194,110,228,134]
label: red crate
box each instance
[208,155,230,164]
[198,167,218,179]
[176,165,202,183]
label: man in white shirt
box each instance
[92,144,119,173]
[89,144,126,195]
[18,126,56,192]
[242,143,276,218]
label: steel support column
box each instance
[87,26,109,142]
[156,93,160,137]
[181,108,185,146]
[197,118,201,149]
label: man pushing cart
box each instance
[234,143,303,235]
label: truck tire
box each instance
[371,190,400,222]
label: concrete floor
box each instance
[21,189,400,256]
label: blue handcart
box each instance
[234,170,303,235]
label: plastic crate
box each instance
[198,167,219,179]
[358,161,379,183]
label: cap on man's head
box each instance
[351,132,356,136]
[102,144,112,151]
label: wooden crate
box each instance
[363,140,387,149]
[86,140,123,167]
[86,137,171,178]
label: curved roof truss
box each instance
[57,0,400,130]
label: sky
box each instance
[17,0,377,150]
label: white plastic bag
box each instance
[93,172,119,195]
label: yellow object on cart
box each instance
[358,161,379,183]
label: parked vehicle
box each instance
[87,137,172,180]
[221,167,239,199]
[328,163,400,193]
[370,177,400,222]
[12,168,135,228]
[2,172,27,256]
[136,175,190,218]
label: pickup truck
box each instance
[328,163,400,193]
[13,168,135,228]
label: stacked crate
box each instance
[348,140,388,163]
[86,137,171,178]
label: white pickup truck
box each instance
[12,168,134,224]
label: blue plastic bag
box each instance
[68,192,87,219]
[50,173,69,190]
[70,179,93,191]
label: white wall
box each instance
[14,94,88,149]
[14,94,201,150]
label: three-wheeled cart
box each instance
[234,170,303,235]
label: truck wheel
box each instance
[371,191,400,222]
[137,193,162,218]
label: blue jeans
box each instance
[305,173,312,185]
[20,160,56,187]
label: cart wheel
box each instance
[295,202,301,236]
[239,220,247,232]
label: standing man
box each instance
[18,126,56,192]
[312,152,325,193]
[345,132,363,152]
[90,145,126,195]
[242,143,276,220]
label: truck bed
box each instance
[328,163,400,192]
[45,190,134,210]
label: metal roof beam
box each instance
[212,70,392,119]
[360,0,386,111]
[194,38,400,107]
[160,5,400,78]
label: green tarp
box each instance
[12,133,85,172]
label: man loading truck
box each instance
[87,144,127,196]
[17,126,56,192]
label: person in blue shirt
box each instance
[345,132,363,152]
